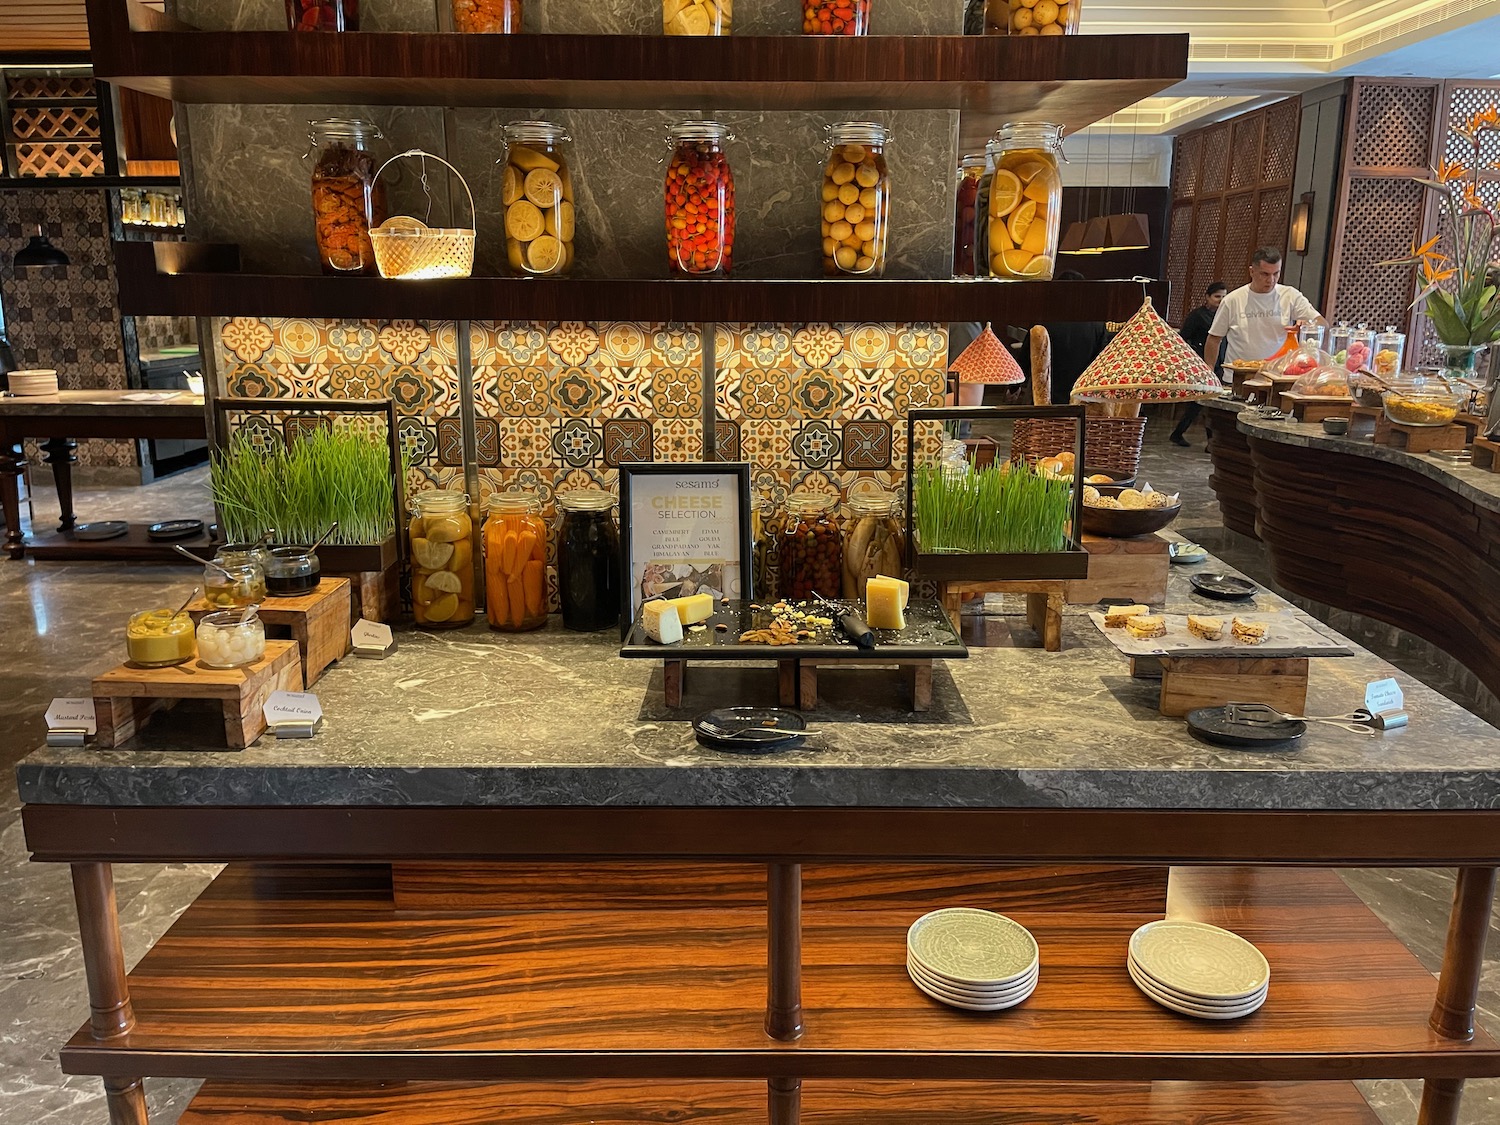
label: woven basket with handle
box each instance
[1013,325,1147,478]
[369,150,476,281]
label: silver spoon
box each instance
[174,543,233,579]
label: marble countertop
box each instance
[0,389,205,418]
[1235,409,1500,512]
[18,550,1500,812]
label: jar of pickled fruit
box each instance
[953,153,987,278]
[984,0,1078,35]
[410,489,476,629]
[126,609,196,668]
[666,121,735,277]
[557,488,621,632]
[307,118,387,276]
[986,122,1063,281]
[502,121,574,277]
[1345,323,1373,374]
[483,491,548,632]
[779,493,843,602]
[821,122,890,277]
[452,0,519,33]
[197,609,267,670]
[204,560,266,609]
[287,0,357,30]
[840,491,904,601]
[664,0,729,34]
[803,0,869,34]
[1374,326,1405,378]
[750,495,777,602]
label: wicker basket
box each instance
[369,150,476,280]
[1013,416,1148,479]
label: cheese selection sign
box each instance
[619,463,752,629]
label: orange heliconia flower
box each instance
[1421,258,1457,285]
[1462,105,1500,136]
[1434,159,1468,183]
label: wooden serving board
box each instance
[189,577,351,688]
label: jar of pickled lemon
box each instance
[410,489,476,629]
[987,122,1063,281]
[664,0,729,34]
[501,121,575,277]
[821,122,890,277]
[482,491,548,632]
[984,0,1079,35]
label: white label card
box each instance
[351,619,393,648]
[46,697,96,734]
[264,691,323,726]
[1365,678,1404,715]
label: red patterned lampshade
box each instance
[1071,299,1225,403]
[948,323,1026,385]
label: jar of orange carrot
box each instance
[482,491,549,632]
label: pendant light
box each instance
[13,225,70,269]
[1060,126,1099,255]
[1101,119,1150,252]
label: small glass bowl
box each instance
[265,547,321,597]
[204,561,266,608]
[126,608,196,668]
[197,609,266,669]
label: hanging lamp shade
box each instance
[949,322,1026,385]
[1105,213,1151,251]
[1080,216,1110,253]
[12,226,70,269]
[1071,298,1225,403]
[1059,221,1093,255]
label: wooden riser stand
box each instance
[1063,533,1169,607]
[662,658,934,712]
[1472,436,1500,474]
[188,577,351,688]
[940,580,1066,652]
[1280,393,1353,424]
[1131,654,1310,717]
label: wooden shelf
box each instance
[179,1077,1383,1123]
[62,864,1500,1083]
[85,0,1186,142]
[115,242,1168,322]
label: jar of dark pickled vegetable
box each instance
[953,152,987,278]
[557,488,621,631]
[779,493,843,602]
[264,546,321,597]
[750,495,777,602]
[287,0,357,30]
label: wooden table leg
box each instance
[70,863,149,1123]
[42,436,78,531]
[765,862,803,1042]
[768,1077,801,1125]
[1418,866,1498,1125]
[1,437,24,558]
[940,583,964,631]
[778,660,797,707]
[1027,590,1064,652]
[663,660,686,708]
[905,660,933,711]
[797,663,818,711]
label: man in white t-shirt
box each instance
[1203,247,1323,365]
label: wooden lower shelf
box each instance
[62,864,1500,1083]
[178,1077,1381,1123]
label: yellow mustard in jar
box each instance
[126,609,197,668]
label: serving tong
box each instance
[1225,702,1379,734]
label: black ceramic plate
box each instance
[693,706,807,754]
[147,519,205,541]
[1190,573,1258,600]
[1187,706,1306,749]
[72,521,128,541]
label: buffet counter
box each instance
[17,558,1500,1125]
[1207,406,1500,700]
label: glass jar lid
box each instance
[996,122,1064,151]
[412,488,468,513]
[787,492,835,516]
[828,121,890,147]
[504,120,569,145]
[486,489,541,513]
[669,120,732,143]
[846,490,897,516]
[208,560,261,579]
[557,487,616,512]
[308,117,382,143]
[202,607,261,628]
[960,152,988,171]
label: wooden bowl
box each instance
[1081,485,1181,538]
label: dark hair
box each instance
[1056,269,1085,282]
[1207,280,1227,295]
[1251,247,1282,267]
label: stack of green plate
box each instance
[1127,919,1269,1020]
[905,907,1039,1012]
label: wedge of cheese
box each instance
[642,600,685,644]
[865,575,909,630]
[667,592,715,627]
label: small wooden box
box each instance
[1379,419,1467,454]
[1472,436,1500,473]
[1347,404,1382,437]
[1279,392,1353,424]
[1064,532,1168,606]
[1137,654,1310,718]
[93,640,302,749]
[189,577,351,687]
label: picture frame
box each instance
[618,461,753,637]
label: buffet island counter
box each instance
[1204,401,1500,700]
[18,558,1500,1125]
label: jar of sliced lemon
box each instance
[410,489,476,629]
[500,121,575,277]
[986,122,1063,281]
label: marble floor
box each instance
[1,432,1498,1124]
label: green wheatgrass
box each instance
[211,427,398,547]
[914,460,1071,555]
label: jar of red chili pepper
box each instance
[779,493,843,602]
[665,121,736,277]
[286,0,357,30]
[452,0,520,33]
[952,152,987,278]
[803,0,869,35]
[306,119,388,276]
